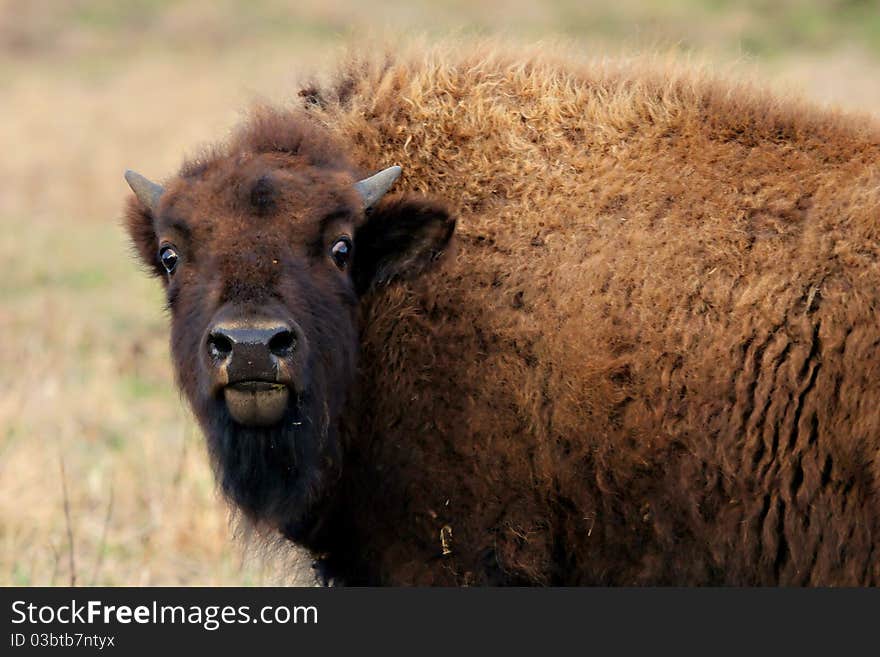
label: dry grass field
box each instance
[2,1,878,586]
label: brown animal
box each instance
[123,43,880,585]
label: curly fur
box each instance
[126,42,880,585]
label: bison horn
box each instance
[354,165,402,209]
[124,169,164,212]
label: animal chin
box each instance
[223,381,290,427]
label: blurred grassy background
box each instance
[1,0,878,586]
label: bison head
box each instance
[123,115,454,536]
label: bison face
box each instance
[124,154,454,533]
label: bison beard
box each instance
[201,382,343,533]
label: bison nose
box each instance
[206,321,297,385]
[207,324,295,359]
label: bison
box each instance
[123,44,880,585]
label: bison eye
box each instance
[330,236,352,269]
[159,245,179,275]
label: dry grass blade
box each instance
[58,454,77,587]
[90,483,114,586]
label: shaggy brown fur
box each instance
[125,43,880,585]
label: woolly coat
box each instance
[269,45,880,584]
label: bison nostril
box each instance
[268,329,295,357]
[207,332,233,361]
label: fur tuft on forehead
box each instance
[179,106,355,181]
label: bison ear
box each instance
[352,195,455,295]
[124,195,163,278]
